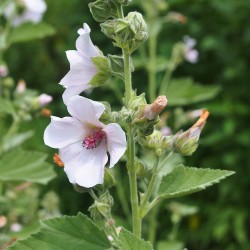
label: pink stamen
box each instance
[82,129,106,150]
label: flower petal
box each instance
[44,116,85,148]
[103,123,127,168]
[60,51,97,87]
[76,23,99,59]
[63,141,108,187]
[23,0,47,13]
[67,96,104,127]
[62,84,91,105]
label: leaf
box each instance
[2,131,34,152]
[0,98,16,116]
[157,241,184,250]
[9,213,111,250]
[9,22,56,44]
[157,165,235,199]
[0,0,11,15]
[118,228,153,250]
[166,78,220,106]
[0,149,56,184]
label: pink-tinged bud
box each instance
[0,216,7,228]
[143,96,168,120]
[38,94,53,106]
[173,110,210,156]
[166,12,187,24]
[0,65,8,77]
[16,79,27,93]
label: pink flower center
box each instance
[82,129,106,150]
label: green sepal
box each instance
[90,56,111,87]
[89,0,119,22]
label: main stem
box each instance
[123,50,141,237]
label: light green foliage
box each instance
[0,98,15,116]
[166,78,221,106]
[118,228,153,250]
[158,165,235,199]
[157,241,184,250]
[9,213,111,250]
[9,22,55,44]
[0,149,56,184]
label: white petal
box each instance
[67,96,104,127]
[60,51,97,87]
[23,0,47,13]
[44,116,84,148]
[76,23,99,59]
[63,141,108,187]
[185,49,198,64]
[103,123,127,168]
[62,85,91,105]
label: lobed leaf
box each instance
[118,228,153,250]
[8,213,111,250]
[0,149,56,184]
[157,165,235,199]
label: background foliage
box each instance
[4,0,250,249]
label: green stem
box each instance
[148,203,160,245]
[159,64,175,95]
[140,157,160,216]
[148,32,157,103]
[123,49,141,237]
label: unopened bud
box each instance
[173,109,210,156]
[16,79,27,93]
[53,153,64,167]
[89,201,111,220]
[38,93,53,106]
[117,0,132,6]
[2,77,14,88]
[143,96,167,120]
[0,64,8,77]
[41,108,52,117]
[166,12,187,24]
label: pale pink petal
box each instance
[186,49,198,63]
[44,116,84,148]
[62,84,91,105]
[60,51,97,87]
[103,123,127,168]
[23,0,47,13]
[76,23,99,59]
[67,96,104,127]
[62,141,108,187]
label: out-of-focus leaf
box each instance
[2,130,34,152]
[158,165,235,199]
[0,30,7,50]
[166,78,220,106]
[157,241,184,250]
[9,22,56,44]
[0,149,56,184]
[118,228,153,250]
[0,98,16,116]
[9,213,111,250]
[0,0,11,15]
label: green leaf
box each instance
[0,149,56,184]
[157,241,184,250]
[118,228,153,250]
[157,165,235,199]
[2,131,34,152]
[9,22,55,44]
[166,78,220,106]
[0,98,16,116]
[9,213,111,250]
[0,0,11,15]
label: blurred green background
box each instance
[5,0,250,249]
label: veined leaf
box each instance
[118,228,153,250]
[9,213,111,250]
[0,149,56,184]
[157,165,235,199]
[166,78,220,106]
[9,22,55,44]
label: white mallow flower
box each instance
[4,0,47,27]
[60,23,101,104]
[183,35,199,64]
[44,96,127,188]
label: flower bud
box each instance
[89,0,118,22]
[142,96,167,121]
[116,0,132,6]
[89,201,111,221]
[38,93,53,106]
[0,64,8,77]
[1,77,14,88]
[99,191,114,207]
[16,79,27,93]
[173,109,209,156]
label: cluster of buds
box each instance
[173,109,210,156]
[88,191,114,221]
